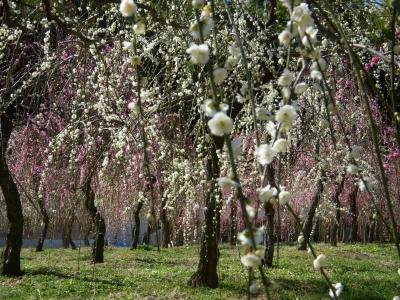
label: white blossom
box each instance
[275,105,298,125]
[297,235,305,244]
[258,185,278,203]
[207,112,233,136]
[217,177,239,188]
[278,69,294,86]
[273,138,288,153]
[186,43,210,65]
[201,99,218,117]
[133,21,145,35]
[241,253,262,268]
[278,30,292,46]
[329,283,344,299]
[295,82,308,94]
[213,68,228,85]
[313,254,327,269]
[278,190,290,205]
[119,0,137,17]
[256,144,276,165]
[192,0,205,9]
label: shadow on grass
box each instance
[28,268,124,287]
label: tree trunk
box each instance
[349,186,358,242]
[84,226,90,246]
[131,201,143,250]
[299,177,324,250]
[330,177,345,247]
[160,197,171,248]
[188,142,221,289]
[35,211,49,252]
[263,201,274,267]
[83,178,105,263]
[0,116,23,276]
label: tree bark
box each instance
[35,209,49,252]
[299,177,324,250]
[83,177,105,263]
[188,141,221,289]
[0,116,23,276]
[160,196,171,248]
[131,201,143,249]
[263,201,274,267]
[330,177,345,247]
[349,186,358,242]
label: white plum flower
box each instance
[256,144,276,165]
[295,82,308,94]
[122,41,133,50]
[329,282,344,299]
[241,253,262,268]
[256,108,273,121]
[192,0,205,9]
[278,68,294,86]
[213,68,228,85]
[273,138,288,154]
[275,105,298,125]
[358,177,376,192]
[313,254,327,269]
[249,282,261,294]
[278,30,292,46]
[246,205,256,218]
[119,0,137,17]
[238,227,264,245]
[190,16,214,40]
[186,43,210,65]
[302,27,318,47]
[266,121,277,138]
[207,112,233,136]
[346,164,359,175]
[201,99,218,117]
[297,235,305,244]
[258,185,278,202]
[278,190,290,205]
[133,21,145,35]
[217,177,239,188]
[311,70,323,81]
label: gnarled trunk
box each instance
[35,210,49,252]
[299,177,324,250]
[160,196,171,248]
[1,116,23,276]
[131,201,143,250]
[83,178,105,263]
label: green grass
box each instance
[0,243,398,299]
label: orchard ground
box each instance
[0,243,398,299]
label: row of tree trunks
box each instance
[0,115,24,276]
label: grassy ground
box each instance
[0,243,398,299]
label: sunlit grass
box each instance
[0,243,398,299]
